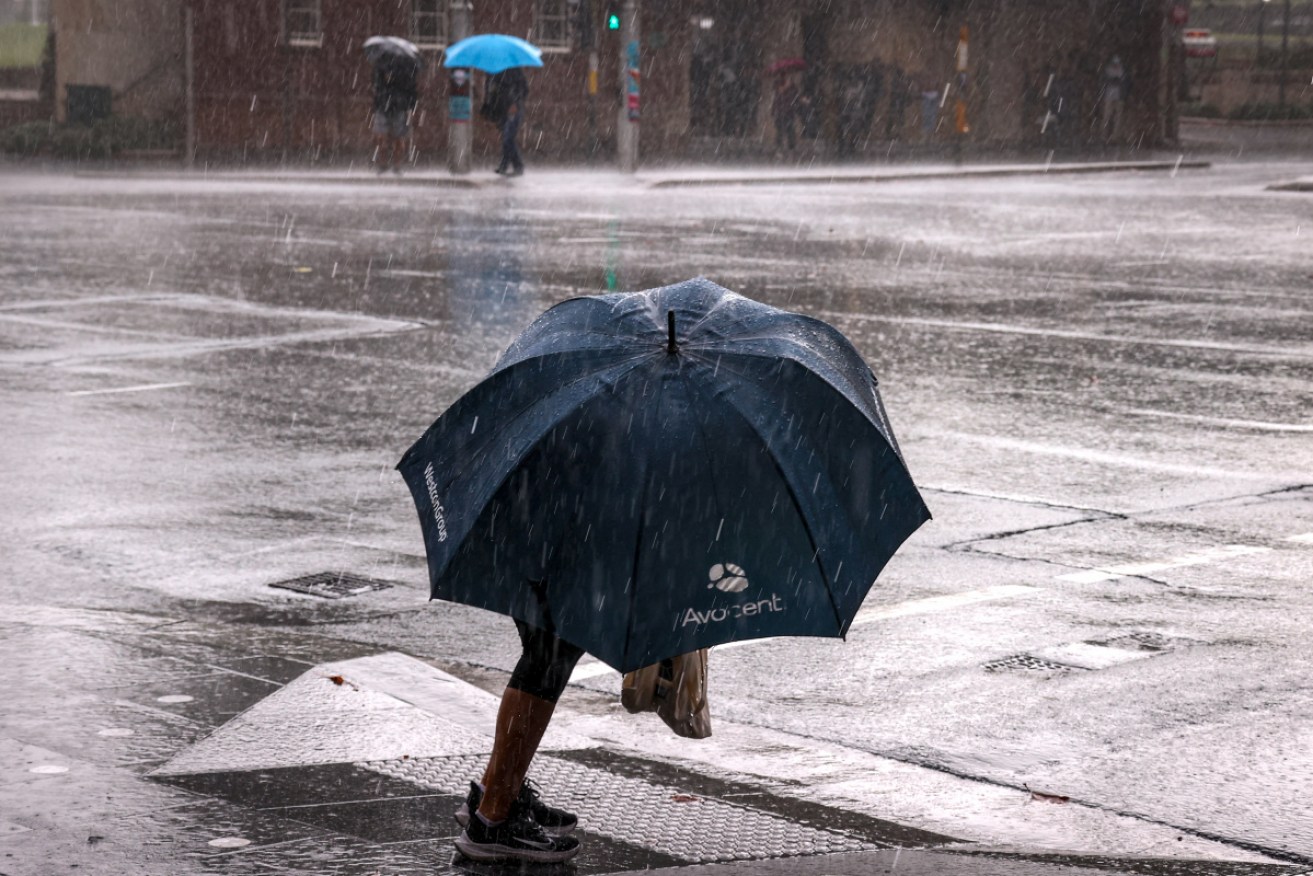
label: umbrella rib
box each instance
[620,425,652,673]
[687,343,881,427]
[414,355,653,573]
[440,353,648,489]
[711,373,848,639]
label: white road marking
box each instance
[816,310,1313,360]
[1119,408,1313,433]
[935,432,1288,482]
[567,584,1042,683]
[378,269,446,278]
[1056,544,1272,584]
[849,584,1042,625]
[1286,533,1313,544]
[67,381,192,397]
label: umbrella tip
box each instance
[667,310,678,354]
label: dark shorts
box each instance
[372,108,410,138]
[508,619,584,703]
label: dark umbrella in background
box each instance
[363,35,423,68]
[398,278,930,673]
[766,57,807,75]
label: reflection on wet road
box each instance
[1,162,1311,871]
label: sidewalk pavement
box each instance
[3,601,1306,876]
[65,156,1213,192]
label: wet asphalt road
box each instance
[1,158,1312,873]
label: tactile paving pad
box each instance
[362,752,884,864]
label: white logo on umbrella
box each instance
[708,563,749,593]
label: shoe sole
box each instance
[454,806,576,837]
[454,833,580,863]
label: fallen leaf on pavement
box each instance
[671,794,700,803]
[1024,783,1069,803]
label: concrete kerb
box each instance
[61,159,1213,191]
[642,160,1213,190]
[1267,179,1313,192]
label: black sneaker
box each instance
[455,780,578,837]
[454,808,580,863]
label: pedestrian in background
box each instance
[919,76,940,140]
[885,65,912,141]
[772,74,800,155]
[371,54,419,175]
[1100,54,1126,141]
[483,67,529,177]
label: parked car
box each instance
[1183,28,1218,58]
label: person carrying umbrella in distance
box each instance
[397,278,930,864]
[444,34,542,178]
[363,36,422,175]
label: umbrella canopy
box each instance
[443,33,543,73]
[363,35,423,67]
[397,278,930,673]
[767,57,807,74]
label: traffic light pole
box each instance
[1279,0,1291,108]
[447,0,473,175]
[616,0,639,173]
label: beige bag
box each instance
[621,649,712,739]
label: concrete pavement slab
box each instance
[605,848,1308,876]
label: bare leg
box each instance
[390,137,406,169]
[477,687,557,822]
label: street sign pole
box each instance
[447,0,473,175]
[1278,0,1291,108]
[616,0,639,173]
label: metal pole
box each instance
[185,4,196,167]
[616,0,639,173]
[1278,0,1290,108]
[1165,2,1181,143]
[447,0,473,174]
[1257,1,1267,67]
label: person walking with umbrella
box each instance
[444,34,542,177]
[363,36,422,175]
[484,66,530,176]
[398,278,929,864]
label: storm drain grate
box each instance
[362,753,882,864]
[982,653,1087,674]
[1093,631,1187,652]
[268,571,395,599]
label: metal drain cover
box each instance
[364,752,885,864]
[983,653,1086,673]
[1094,630,1191,652]
[268,572,394,599]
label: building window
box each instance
[285,0,322,47]
[534,0,573,51]
[412,0,449,49]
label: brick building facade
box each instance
[48,0,1170,163]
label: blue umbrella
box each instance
[442,33,543,73]
[397,278,930,673]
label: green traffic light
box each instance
[607,12,620,29]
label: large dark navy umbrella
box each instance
[397,278,929,673]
